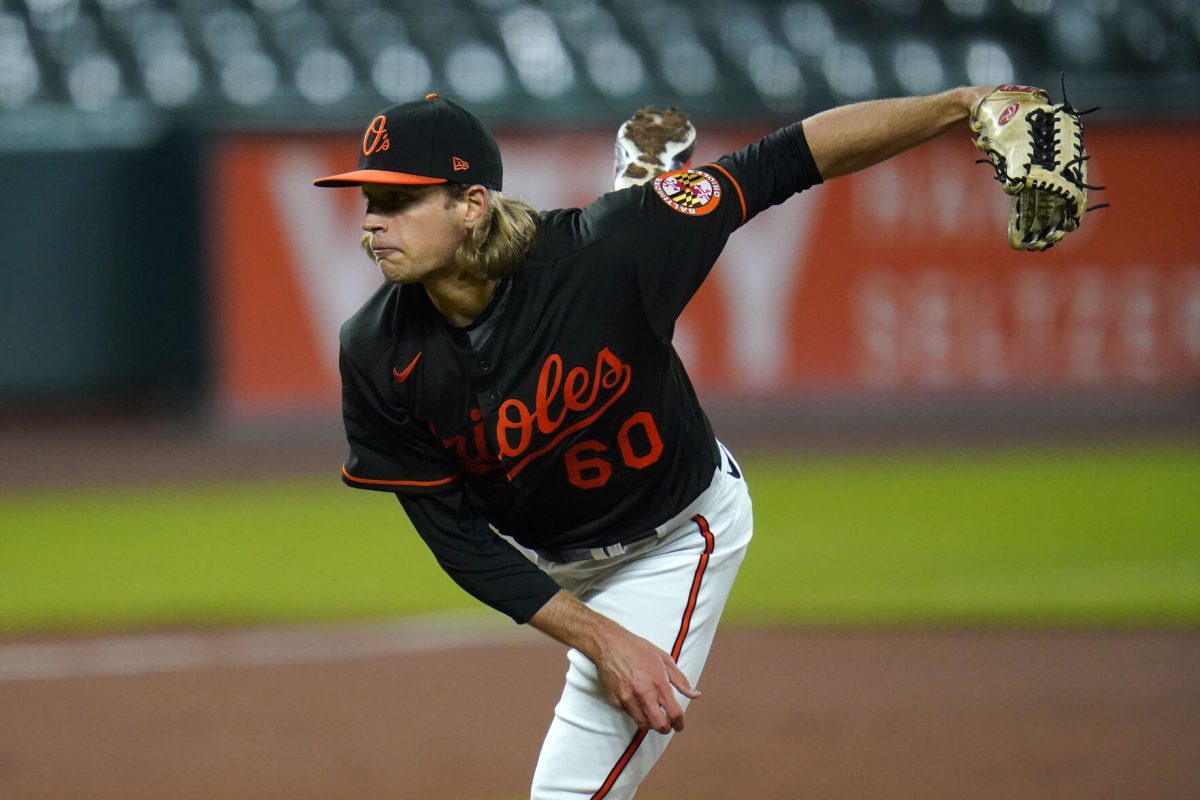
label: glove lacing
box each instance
[1025,93,1109,217]
[1058,77,1109,213]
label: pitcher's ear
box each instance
[461,184,490,230]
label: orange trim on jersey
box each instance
[702,163,746,225]
[589,516,715,799]
[341,465,458,488]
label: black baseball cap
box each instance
[313,93,503,190]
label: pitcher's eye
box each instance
[365,191,411,215]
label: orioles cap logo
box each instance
[452,156,470,171]
[363,115,390,157]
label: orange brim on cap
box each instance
[312,169,449,188]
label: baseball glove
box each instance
[970,84,1102,251]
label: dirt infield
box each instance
[1,624,1197,800]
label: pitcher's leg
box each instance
[531,474,752,799]
[530,646,674,800]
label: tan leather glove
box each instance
[971,84,1096,251]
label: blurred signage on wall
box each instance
[212,125,1199,422]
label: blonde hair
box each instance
[449,186,538,281]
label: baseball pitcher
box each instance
[313,85,1096,798]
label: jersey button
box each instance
[479,359,491,373]
[489,390,500,403]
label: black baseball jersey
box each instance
[339,122,823,622]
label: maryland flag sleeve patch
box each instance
[652,168,722,216]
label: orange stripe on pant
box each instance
[590,515,716,800]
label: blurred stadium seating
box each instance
[1,0,1197,428]
[0,0,1197,143]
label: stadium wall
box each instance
[209,123,1200,427]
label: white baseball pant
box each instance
[525,444,753,799]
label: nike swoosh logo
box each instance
[392,352,422,383]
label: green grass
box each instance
[731,444,1200,625]
[1,442,1197,633]
[0,479,472,632]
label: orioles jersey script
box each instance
[339,122,823,621]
